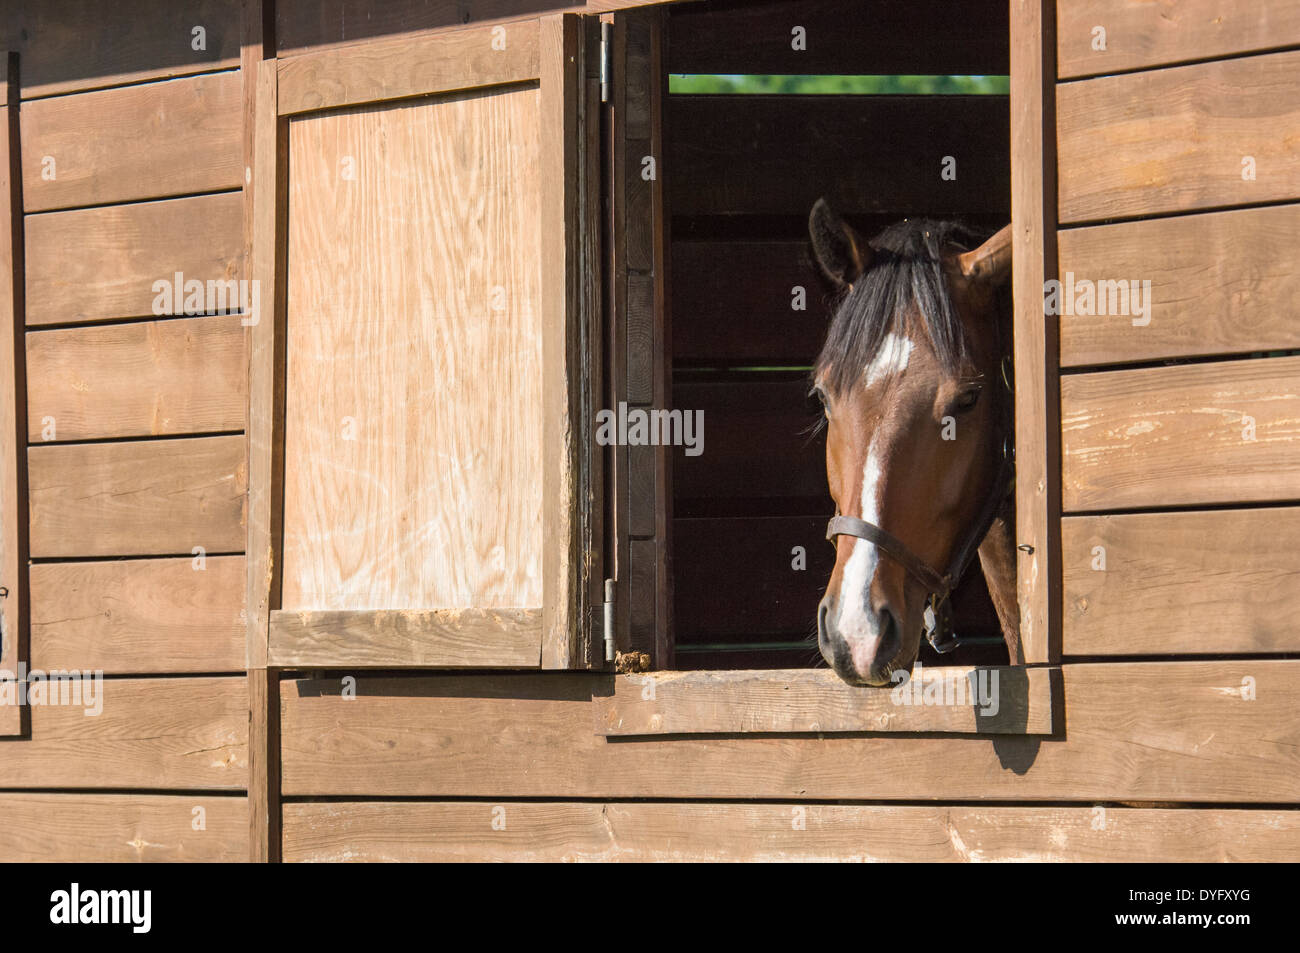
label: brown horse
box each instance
[808,200,1021,686]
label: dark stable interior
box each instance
[664,0,1012,670]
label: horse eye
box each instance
[951,386,982,414]
[813,387,830,415]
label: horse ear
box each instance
[957,224,1013,286]
[808,198,869,288]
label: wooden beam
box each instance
[595,666,1055,735]
[28,435,248,559]
[280,661,1300,802]
[1062,356,1300,512]
[24,192,244,327]
[1058,50,1300,223]
[283,801,1300,862]
[20,71,243,213]
[268,608,542,668]
[277,20,541,115]
[0,793,249,862]
[1057,0,1300,80]
[1009,0,1058,665]
[1064,508,1300,655]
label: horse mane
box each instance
[813,218,992,398]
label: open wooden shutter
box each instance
[249,15,603,673]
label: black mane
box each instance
[813,218,990,397]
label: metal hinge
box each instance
[602,577,615,662]
[600,21,613,103]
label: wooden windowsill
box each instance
[593,666,1057,736]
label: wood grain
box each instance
[26,316,248,440]
[30,556,245,673]
[0,794,248,862]
[1061,356,1300,512]
[1063,508,1300,655]
[277,20,542,114]
[28,435,248,558]
[269,608,542,668]
[24,192,244,327]
[1058,204,1300,366]
[282,83,542,613]
[669,95,1010,218]
[283,801,1300,862]
[20,71,243,212]
[1057,50,1300,223]
[596,666,1054,735]
[280,661,1300,801]
[0,676,247,790]
[1010,0,1059,666]
[1057,0,1300,79]
[13,0,242,99]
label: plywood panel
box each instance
[282,86,542,611]
[30,556,245,673]
[1061,356,1300,511]
[280,661,1300,801]
[28,435,247,558]
[24,192,244,327]
[20,72,243,212]
[283,802,1300,862]
[669,95,1010,218]
[26,316,247,440]
[596,666,1054,735]
[14,0,242,99]
[0,794,248,862]
[1063,509,1300,655]
[1057,0,1300,79]
[0,676,247,790]
[1058,51,1300,223]
[1058,204,1300,366]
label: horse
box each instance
[807,199,1021,687]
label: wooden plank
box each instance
[1064,509,1300,655]
[269,608,543,668]
[1058,51,1300,224]
[1057,0,1300,79]
[539,14,593,668]
[667,0,1008,76]
[280,661,1300,801]
[1058,204,1300,367]
[277,21,542,115]
[671,378,828,510]
[25,192,244,327]
[28,435,247,558]
[672,241,829,364]
[283,802,1300,862]
[1062,356,1300,512]
[26,316,248,440]
[13,0,242,99]
[0,794,248,862]
[20,71,243,213]
[596,666,1053,735]
[30,556,245,674]
[1010,0,1059,666]
[668,95,1010,218]
[282,84,543,614]
[0,77,28,714]
[247,666,279,864]
[0,676,247,789]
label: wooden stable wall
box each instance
[2,0,1299,864]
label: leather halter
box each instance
[825,359,1014,654]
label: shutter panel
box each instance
[249,16,603,671]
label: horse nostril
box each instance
[876,607,901,663]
